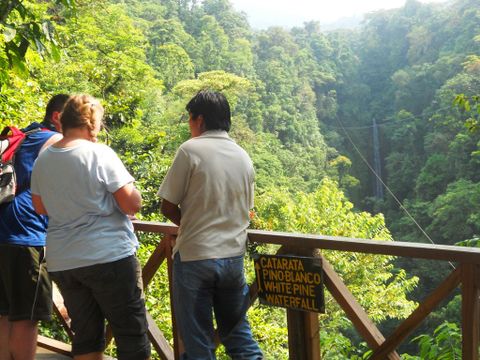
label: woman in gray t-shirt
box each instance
[31,94,150,360]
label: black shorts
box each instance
[0,244,52,321]
[49,255,151,360]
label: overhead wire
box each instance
[326,104,454,130]
[334,116,457,270]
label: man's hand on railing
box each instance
[159,234,177,252]
[169,235,177,248]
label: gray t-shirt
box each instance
[31,141,138,271]
[158,130,254,261]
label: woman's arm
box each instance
[113,182,142,216]
[32,194,48,215]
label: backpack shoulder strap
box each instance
[23,127,43,136]
[0,126,27,163]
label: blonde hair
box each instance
[60,95,104,137]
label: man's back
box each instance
[159,130,254,261]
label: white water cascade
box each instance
[372,118,384,199]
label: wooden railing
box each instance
[38,221,480,359]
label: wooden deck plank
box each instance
[36,345,71,360]
[36,337,115,359]
[36,335,71,357]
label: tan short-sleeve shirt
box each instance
[158,130,254,261]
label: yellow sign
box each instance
[253,254,324,313]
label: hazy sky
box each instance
[229,0,449,29]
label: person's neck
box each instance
[54,128,91,148]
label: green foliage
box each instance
[6,0,478,356]
[0,73,46,128]
[403,322,462,359]
[252,179,418,342]
[0,0,75,88]
[31,2,163,128]
[110,123,178,219]
[192,15,229,72]
[427,179,480,244]
[171,70,251,109]
[456,235,480,247]
[320,331,371,360]
[454,93,480,132]
[415,154,453,201]
[0,0,76,126]
[243,303,288,359]
[149,43,194,90]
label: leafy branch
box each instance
[0,0,76,87]
[454,94,480,132]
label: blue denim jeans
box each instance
[173,253,263,360]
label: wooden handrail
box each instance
[39,220,480,360]
[133,221,480,263]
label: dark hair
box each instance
[186,90,231,132]
[43,94,70,128]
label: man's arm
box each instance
[161,199,181,226]
[32,194,48,215]
[114,183,142,216]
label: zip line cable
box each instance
[335,117,456,269]
[326,104,454,130]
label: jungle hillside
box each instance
[1,0,479,358]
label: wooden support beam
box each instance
[278,246,320,360]
[142,236,168,289]
[370,267,461,359]
[321,256,400,360]
[248,280,259,304]
[286,304,321,360]
[37,335,72,357]
[52,284,74,340]
[461,263,480,360]
[164,235,184,359]
[146,312,174,360]
[304,311,321,360]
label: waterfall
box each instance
[372,118,384,199]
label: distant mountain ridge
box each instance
[322,14,363,31]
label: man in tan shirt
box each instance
[158,90,262,359]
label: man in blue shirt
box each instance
[0,94,68,360]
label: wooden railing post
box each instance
[287,310,321,360]
[165,235,184,359]
[461,263,480,360]
[283,246,321,360]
